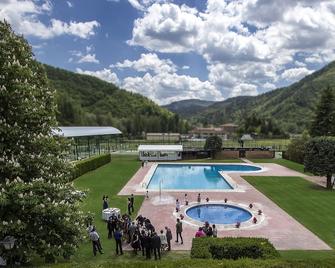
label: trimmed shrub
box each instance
[71,154,111,180]
[191,237,279,260]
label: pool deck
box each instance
[118,162,331,251]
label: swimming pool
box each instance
[146,163,262,190]
[186,204,252,224]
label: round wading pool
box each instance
[186,204,252,225]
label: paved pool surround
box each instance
[118,162,331,251]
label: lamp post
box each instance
[0,236,16,268]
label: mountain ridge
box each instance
[163,61,335,133]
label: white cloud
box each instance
[77,54,100,64]
[281,67,313,82]
[127,0,169,11]
[182,65,190,70]
[122,72,223,105]
[127,1,335,99]
[112,53,176,74]
[76,68,120,85]
[66,1,73,8]
[0,0,99,39]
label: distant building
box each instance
[138,144,183,161]
[146,132,180,142]
[190,123,238,139]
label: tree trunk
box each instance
[326,173,333,189]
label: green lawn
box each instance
[244,176,335,248]
[249,158,312,175]
[70,155,144,263]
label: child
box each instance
[176,199,180,212]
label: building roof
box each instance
[146,133,180,136]
[138,145,183,152]
[53,126,122,137]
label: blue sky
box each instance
[1,0,335,104]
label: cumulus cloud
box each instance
[66,1,73,8]
[127,0,335,100]
[0,0,99,39]
[112,53,177,74]
[281,67,313,82]
[122,72,223,105]
[128,0,170,11]
[77,54,99,64]
[76,68,120,85]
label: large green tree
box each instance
[0,21,85,263]
[304,137,335,189]
[310,87,335,137]
[204,135,223,158]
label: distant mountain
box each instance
[44,64,189,135]
[174,61,335,133]
[162,99,216,117]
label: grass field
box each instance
[249,158,312,175]
[244,176,335,248]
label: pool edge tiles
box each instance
[177,201,266,230]
[141,162,265,192]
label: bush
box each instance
[71,154,111,180]
[284,131,309,164]
[191,237,279,260]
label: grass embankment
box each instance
[249,158,312,175]
[244,176,335,248]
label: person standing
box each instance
[102,195,109,210]
[107,217,114,239]
[176,199,180,212]
[89,227,103,256]
[197,193,201,203]
[114,228,123,255]
[152,232,161,260]
[212,224,218,238]
[143,232,152,259]
[130,194,135,213]
[127,198,132,216]
[184,193,188,205]
[165,226,172,251]
[139,230,146,256]
[175,218,183,244]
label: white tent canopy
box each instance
[53,126,122,137]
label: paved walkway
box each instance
[118,162,331,251]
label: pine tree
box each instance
[0,21,85,263]
[310,87,335,137]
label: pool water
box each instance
[147,164,261,190]
[186,204,252,224]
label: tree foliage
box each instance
[304,137,335,189]
[285,130,310,164]
[45,65,190,137]
[310,87,335,137]
[0,21,85,263]
[238,113,287,138]
[204,136,223,151]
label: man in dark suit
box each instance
[151,232,161,260]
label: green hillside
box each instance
[162,99,216,117]
[168,61,335,133]
[45,65,189,136]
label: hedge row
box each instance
[71,154,111,180]
[51,258,335,268]
[191,237,279,260]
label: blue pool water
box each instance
[186,204,252,224]
[147,164,261,190]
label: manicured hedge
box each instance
[191,237,279,260]
[71,154,111,180]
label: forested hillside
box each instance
[45,65,190,136]
[166,61,335,134]
[162,99,215,117]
